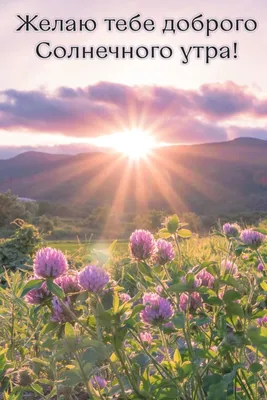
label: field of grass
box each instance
[46,239,128,255]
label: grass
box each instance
[45,239,128,255]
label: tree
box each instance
[38,215,54,234]
[0,191,26,227]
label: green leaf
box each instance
[177,229,192,239]
[260,281,267,291]
[234,245,246,256]
[223,290,241,304]
[138,261,152,278]
[21,279,43,297]
[249,362,262,373]
[168,283,188,293]
[180,361,192,377]
[31,383,44,396]
[40,322,59,336]
[173,349,181,364]
[220,276,238,288]
[172,313,185,329]
[247,326,267,348]
[131,304,145,318]
[31,358,49,367]
[158,228,172,239]
[204,296,222,306]
[65,322,75,337]
[0,353,7,371]
[225,303,244,318]
[62,370,82,386]
[113,291,119,313]
[80,341,107,366]
[46,280,65,299]
[203,374,222,393]
[167,215,179,234]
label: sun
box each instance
[110,129,156,159]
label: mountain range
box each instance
[1,137,267,215]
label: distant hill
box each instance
[1,138,267,214]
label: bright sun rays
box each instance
[95,129,157,160]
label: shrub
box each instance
[0,219,41,271]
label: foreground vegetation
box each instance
[1,215,267,399]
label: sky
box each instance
[0,0,267,158]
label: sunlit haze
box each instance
[94,129,157,159]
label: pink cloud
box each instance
[0,81,267,144]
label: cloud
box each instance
[0,81,267,144]
[197,82,255,119]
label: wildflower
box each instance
[223,223,241,238]
[221,259,238,275]
[51,297,73,323]
[33,247,68,278]
[154,239,175,265]
[119,292,131,302]
[240,229,265,249]
[140,293,173,325]
[258,263,264,272]
[179,292,202,313]
[25,281,50,305]
[78,265,109,293]
[90,375,107,390]
[257,315,267,327]
[129,230,156,261]
[196,269,215,288]
[55,273,81,295]
[140,332,153,344]
[181,275,202,288]
[155,350,164,363]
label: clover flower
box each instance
[78,265,109,293]
[25,281,50,305]
[129,230,156,261]
[258,263,264,272]
[51,297,73,323]
[33,247,68,278]
[221,259,238,275]
[257,315,267,327]
[140,293,173,325]
[154,239,175,265]
[119,292,131,302]
[140,332,153,344]
[181,275,202,288]
[55,273,81,295]
[223,223,241,238]
[197,269,215,288]
[240,229,265,249]
[90,375,107,390]
[179,292,202,313]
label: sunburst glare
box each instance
[95,129,156,159]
